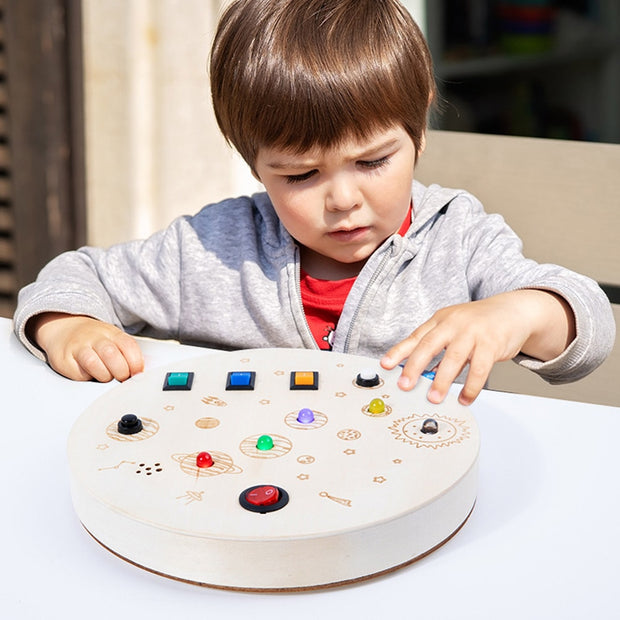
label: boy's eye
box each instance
[283,155,390,184]
[359,156,390,170]
[285,170,317,184]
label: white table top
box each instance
[1,317,618,619]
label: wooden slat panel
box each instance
[0,205,12,230]
[0,236,14,261]
[0,143,8,167]
[0,299,15,319]
[0,268,15,292]
[4,0,87,290]
[0,1,15,316]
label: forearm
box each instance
[515,289,576,362]
[15,228,184,357]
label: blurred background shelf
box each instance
[426,0,620,143]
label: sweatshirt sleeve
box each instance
[461,194,615,384]
[13,217,188,360]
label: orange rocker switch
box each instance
[290,371,319,390]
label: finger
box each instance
[458,349,495,406]
[49,353,100,382]
[426,337,474,403]
[74,346,115,383]
[45,345,106,382]
[114,334,145,378]
[94,340,132,382]
[381,314,445,367]
[396,328,450,391]
[380,331,426,370]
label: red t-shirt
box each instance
[300,206,412,349]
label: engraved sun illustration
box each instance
[388,414,471,449]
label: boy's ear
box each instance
[418,132,427,157]
[414,132,427,165]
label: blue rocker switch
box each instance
[226,371,256,391]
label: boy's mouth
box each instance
[327,226,370,242]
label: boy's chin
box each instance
[300,247,370,279]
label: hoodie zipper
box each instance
[293,246,320,349]
[341,244,394,353]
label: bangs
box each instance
[211,0,434,165]
[249,48,423,156]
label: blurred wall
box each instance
[82,0,427,246]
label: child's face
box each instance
[254,125,417,279]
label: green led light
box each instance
[256,434,274,451]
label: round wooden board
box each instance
[68,348,479,590]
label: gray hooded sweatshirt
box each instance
[14,182,615,383]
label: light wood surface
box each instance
[68,348,479,590]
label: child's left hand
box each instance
[380,289,575,406]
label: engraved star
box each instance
[343,449,356,455]
[373,476,387,484]
[163,405,175,411]
[297,474,309,481]
[393,459,402,464]
[96,444,109,451]
[259,399,271,405]
[335,391,347,398]
[274,370,285,376]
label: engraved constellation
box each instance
[98,460,136,471]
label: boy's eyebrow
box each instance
[266,137,401,170]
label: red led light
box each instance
[196,451,214,468]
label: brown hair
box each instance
[210,0,435,168]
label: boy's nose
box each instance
[325,176,362,212]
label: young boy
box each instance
[14,0,614,406]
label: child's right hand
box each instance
[28,312,144,382]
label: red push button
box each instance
[245,485,280,507]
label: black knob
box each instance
[117,413,143,435]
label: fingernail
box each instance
[380,355,393,367]
[428,389,442,403]
[398,375,412,390]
